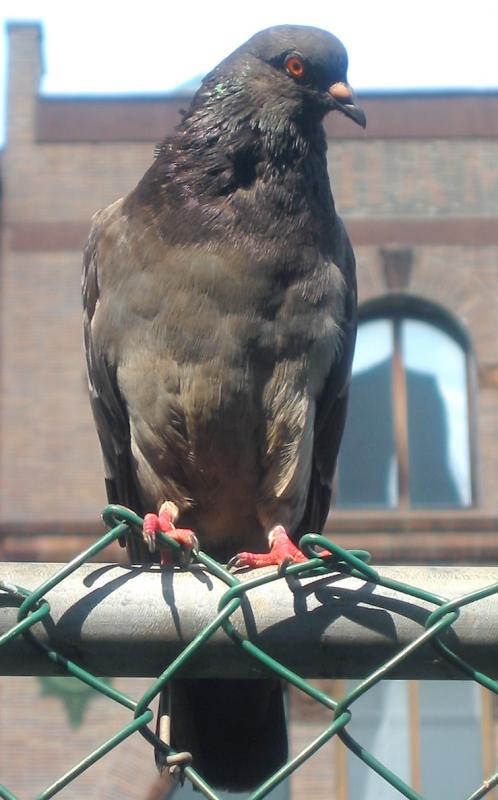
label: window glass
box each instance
[417,681,483,798]
[402,319,471,507]
[345,680,411,799]
[336,319,397,508]
[336,312,472,510]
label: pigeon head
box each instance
[151,26,364,232]
[195,25,366,130]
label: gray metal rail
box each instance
[1,562,497,678]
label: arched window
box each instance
[336,301,474,510]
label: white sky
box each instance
[0,0,496,144]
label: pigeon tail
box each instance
[160,678,288,791]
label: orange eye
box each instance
[285,54,305,79]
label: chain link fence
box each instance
[1,504,498,800]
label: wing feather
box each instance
[82,212,151,562]
[297,220,357,537]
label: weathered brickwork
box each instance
[1,23,498,540]
[2,21,498,800]
[329,139,498,218]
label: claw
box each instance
[227,525,308,570]
[173,530,199,568]
[277,556,295,577]
[142,508,198,566]
[227,553,246,572]
[143,513,161,553]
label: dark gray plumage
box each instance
[83,24,363,791]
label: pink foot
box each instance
[227,525,308,570]
[143,509,198,566]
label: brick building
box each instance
[1,21,498,800]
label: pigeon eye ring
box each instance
[285,54,305,78]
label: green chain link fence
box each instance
[1,504,498,800]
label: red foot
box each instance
[143,511,198,566]
[228,525,308,570]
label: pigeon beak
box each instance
[328,82,367,128]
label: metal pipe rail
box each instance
[1,562,497,679]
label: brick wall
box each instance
[2,20,498,800]
[0,675,171,799]
[1,24,498,550]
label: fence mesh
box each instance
[1,504,498,800]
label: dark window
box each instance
[336,312,472,509]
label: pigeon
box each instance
[83,24,364,791]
